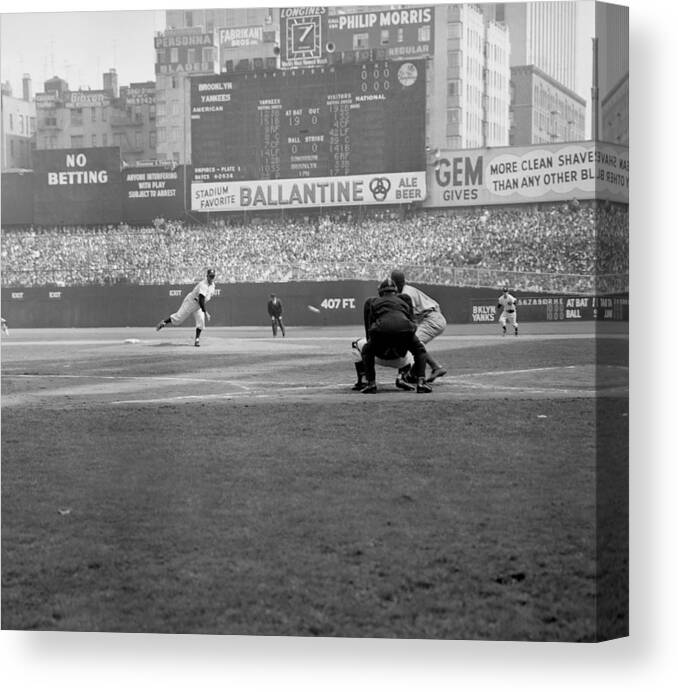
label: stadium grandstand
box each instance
[1,201,628,294]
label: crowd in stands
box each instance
[1,201,629,293]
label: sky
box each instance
[1,1,602,103]
[0,9,166,95]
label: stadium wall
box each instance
[1,282,628,329]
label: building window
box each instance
[353,33,369,49]
[157,127,166,142]
[171,100,180,116]
[171,126,180,142]
[71,135,84,147]
[185,11,193,27]
[135,132,143,149]
[91,107,96,122]
[171,76,179,89]
[103,133,108,146]
[157,102,166,117]
[70,108,83,126]
[170,47,179,63]
[9,113,13,130]
[91,134,97,147]
[203,47,215,64]
[102,108,107,122]
[150,131,157,148]
[447,108,461,125]
[449,50,462,67]
[156,49,166,63]
[187,48,196,64]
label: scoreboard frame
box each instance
[189,59,427,185]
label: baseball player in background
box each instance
[267,293,286,337]
[156,268,216,347]
[351,337,415,391]
[496,287,519,336]
[360,277,432,394]
[1,317,9,335]
[390,269,447,383]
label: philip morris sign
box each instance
[327,6,434,59]
[425,141,629,207]
[191,172,426,211]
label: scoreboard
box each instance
[190,60,426,183]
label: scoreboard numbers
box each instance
[190,60,425,182]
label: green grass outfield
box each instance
[1,322,628,640]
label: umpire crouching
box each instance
[361,278,432,394]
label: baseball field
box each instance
[1,321,628,641]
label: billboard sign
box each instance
[125,85,155,106]
[122,164,185,222]
[33,147,122,224]
[425,141,629,207]
[280,7,329,69]
[154,30,215,75]
[191,171,426,212]
[66,91,110,108]
[219,26,264,49]
[327,6,434,59]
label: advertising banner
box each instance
[327,5,434,59]
[33,147,122,225]
[219,25,264,49]
[191,171,426,212]
[122,164,185,222]
[425,141,629,207]
[280,7,330,69]
[66,91,110,108]
[154,30,215,75]
[470,295,628,322]
[125,85,155,106]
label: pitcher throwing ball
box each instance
[156,269,216,347]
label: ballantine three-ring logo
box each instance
[369,177,391,201]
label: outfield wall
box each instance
[1,282,629,329]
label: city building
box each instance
[1,75,36,171]
[510,64,586,145]
[34,70,157,165]
[496,1,578,92]
[156,8,276,164]
[600,72,628,145]
[596,2,628,144]
[428,3,511,152]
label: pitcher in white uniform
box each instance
[156,269,216,347]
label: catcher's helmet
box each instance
[378,278,398,295]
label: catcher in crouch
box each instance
[351,337,415,392]
[358,278,432,394]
